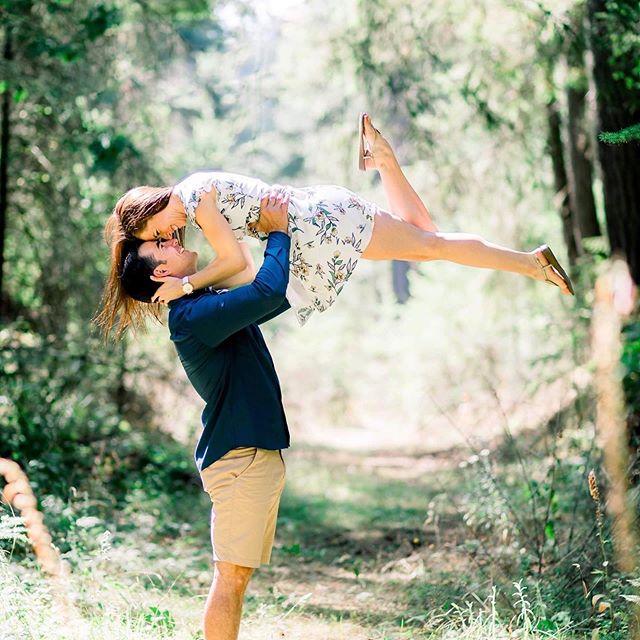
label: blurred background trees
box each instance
[0,0,217,493]
[0,0,638,634]
[1,0,637,332]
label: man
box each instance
[119,193,291,640]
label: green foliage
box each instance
[0,323,195,521]
[0,1,147,331]
[622,321,640,419]
[593,0,640,105]
[599,122,640,143]
[0,324,123,495]
[142,607,176,632]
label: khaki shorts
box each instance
[200,447,286,569]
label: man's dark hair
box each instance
[119,239,164,303]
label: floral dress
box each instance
[174,171,378,325]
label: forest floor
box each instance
[83,444,497,639]
[6,433,597,640]
[237,446,478,639]
[3,370,609,640]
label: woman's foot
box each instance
[359,113,395,172]
[530,246,574,295]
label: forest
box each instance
[1,0,639,638]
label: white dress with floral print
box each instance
[174,171,378,325]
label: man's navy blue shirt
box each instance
[168,232,291,473]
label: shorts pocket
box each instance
[202,447,258,495]
[227,447,258,479]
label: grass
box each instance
[3,426,629,639]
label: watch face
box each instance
[182,282,194,294]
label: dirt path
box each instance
[241,446,475,639]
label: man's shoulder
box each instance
[169,289,208,313]
[168,292,214,334]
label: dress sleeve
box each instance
[174,173,217,230]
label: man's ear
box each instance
[153,264,169,278]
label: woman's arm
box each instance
[188,191,248,289]
[151,191,249,304]
[213,242,257,289]
[152,188,290,304]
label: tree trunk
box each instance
[587,0,640,283]
[0,27,12,314]
[546,97,580,264]
[391,260,411,304]
[566,84,601,238]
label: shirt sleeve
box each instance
[185,232,291,347]
[256,299,291,325]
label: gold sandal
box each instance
[358,112,369,171]
[358,112,382,171]
[535,245,575,295]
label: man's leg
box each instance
[199,448,286,640]
[204,561,253,640]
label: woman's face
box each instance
[136,203,186,242]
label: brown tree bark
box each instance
[588,0,640,283]
[546,97,580,264]
[566,83,601,238]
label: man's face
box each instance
[139,238,198,279]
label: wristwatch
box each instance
[181,276,194,295]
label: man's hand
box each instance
[253,187,290,234]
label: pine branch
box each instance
[599,123,640,144]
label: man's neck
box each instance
[175,269,197,279]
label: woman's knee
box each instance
[417,231,444,261]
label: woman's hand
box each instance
[253,187,290,234]
[150,276,184,305]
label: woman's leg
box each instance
[361,114,438,232]
[362,210,572,294]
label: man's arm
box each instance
[185,232,291,347]
[256,299,291,325]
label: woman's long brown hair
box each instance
[93,186,173,340]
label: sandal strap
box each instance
[535,253,557,286]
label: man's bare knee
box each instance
[214,561,254,593]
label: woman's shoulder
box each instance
[175,170,261,186]
[174,170,218,192]
[178,170,264,196]
[177,171,272,203]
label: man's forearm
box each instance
[187,232,291,346]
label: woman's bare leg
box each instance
[361,114,438,232]
[362,210,572,294]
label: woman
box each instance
[99,114,573,334]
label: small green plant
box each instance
[280,542,301,556]
[511,580,533,633]
[143,606,176,632]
